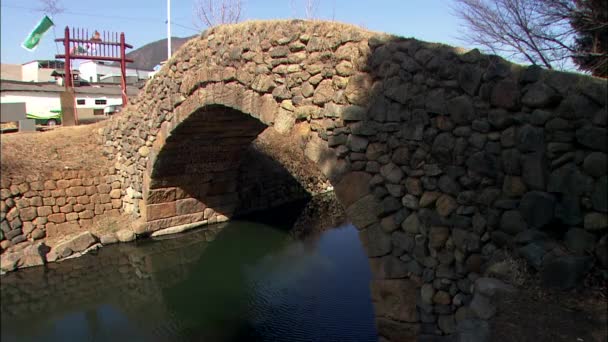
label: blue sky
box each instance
[1,0,466,65]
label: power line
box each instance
[2,3,201,33]
[171,22,200,33]
[1,4,163,22]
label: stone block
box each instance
[176,198,206,215]
[370,279,418,322]
[66,186,86,197]
[47,213,66,224]
[19,207,37,222]
[144,202,177,221]
[346,194,381,229]
[109,189,121,199]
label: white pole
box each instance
[167,0,172,60]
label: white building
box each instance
[0,80,140,123]
[78,61,153,84]
[0,60,65,83]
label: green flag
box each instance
[22,15,54,51]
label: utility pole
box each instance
[167,0,172,60]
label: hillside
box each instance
[126,36,195,71]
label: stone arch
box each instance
[103,20,608,341]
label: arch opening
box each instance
[140,104,327,234]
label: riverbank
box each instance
[0,190,337,275]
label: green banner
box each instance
[22,15,54,51]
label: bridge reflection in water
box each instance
[0,198,377,342]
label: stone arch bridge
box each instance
[102,20,607,340]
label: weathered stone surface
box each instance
[521,152,546,190]
[491,80,520,110]
[592,176,608,212]
[144,202,177,221]
[47,231,97,262]
[469,293,495,319]
[401,213,421,234]
[466,152,498,177]
[31,227,45,240]
[116,229,136,242]
[518,242,547,270]
[420,192,441,207]
[361,224,392,257]
[0,241,48,272]
[99,233,118,245]
[402,194,419,210]
[576,126,607,152]
[370,279,418,322]
[583,152,607,178]
[436,195,457,217]
[346,194,382,229]
[429,226,450,249]
[522,82,561,108]
[380,163,404,184]
[564,228,596,254]
[584,212,608,230]
[459,65,482,96]
[500,210,528,235]
[548,164,590,195]
[273,109,295,134]
[488,109,514,130]
[502,176,527,197]
[347,135,369,152]
[313,79,334,104]
[519,191,555,228]
[343,70,372,100]
[376,318,419,342]
[447,96,475,124]
[334,172,372,208]
[517,124,544,152]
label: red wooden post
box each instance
[120,32,128,106]
[64,26,72,88]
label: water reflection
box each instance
[1,198,377,342]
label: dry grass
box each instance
[491,280,607,342]
[0,122,111,181]
[488,250,608,342]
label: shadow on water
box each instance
[0,196,377,342]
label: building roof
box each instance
[81,60,154,72]
[0,80,141,96]
[50,69,80,76]
[22,60,65,68]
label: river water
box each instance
[0,197,377,342]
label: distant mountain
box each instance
[126,36,196,71]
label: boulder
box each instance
[519,191,555,229]
[116,229,136,242]
[47,231,97,262]
[564,228,596,254]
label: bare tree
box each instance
[543,0,607,76]
[37,0,64,16]
[194,0,243,28]
[452,0,576,69]
[304,0,320,20]
[289,0,321,20]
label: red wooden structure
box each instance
[55,27,134,106]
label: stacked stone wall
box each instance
[0,168,123,252]
[101,20,607,340]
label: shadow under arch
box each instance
[139,103,326,235]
